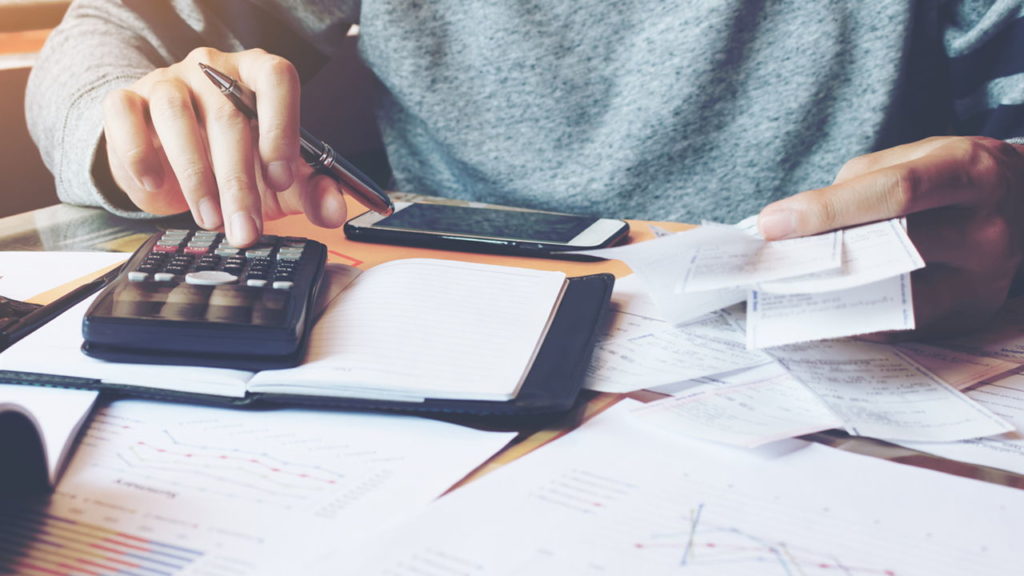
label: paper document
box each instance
[630,362,841,447]
[341,402,1024,576]
[895,341,1017,390]
[585,276,770,393]
[747,273,915,348]
[0,251,129,301]
[576,217,923,348]
[769,340,1013,442]
[6,399,514,576]
[757,219,924,293]
[682,223,841,292]
[898,371,1024,475]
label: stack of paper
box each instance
[580,217,924,349]
[586,272,1017,448]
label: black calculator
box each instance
[82,229,327,370]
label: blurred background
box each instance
[0,0,69,217]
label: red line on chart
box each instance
[133,441,340,484]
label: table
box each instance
[2,200,1022,493]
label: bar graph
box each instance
[0,505,204,576]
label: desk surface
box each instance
[2,200,1022,491]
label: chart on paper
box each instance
[349,403,1023,576]
[76,408,400,513]
[37,399,514,575]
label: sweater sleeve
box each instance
[25,0,355,218]
[942,0,1024,140]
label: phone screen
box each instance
[373,204,599,242]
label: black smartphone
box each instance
[344,202,630,255]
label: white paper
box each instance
[577,218,920,348]
[630,363,841,447]
[341,402,1024,576]
[23,399,514,576]
[0,384,98,484]
[898,372,1024,475]
[684,225,841,293]
[251,259,567,401]
[770,340,1013,442]
[758,219,925,294]
[0,251,128,301]
[747,273,915,348]
[895,341,1017,391]
[586,310,771,393]
[574,227,749,323]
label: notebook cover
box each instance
[0,273,615,429]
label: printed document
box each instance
[2,399,514,576]
[341,402,1024,576]
[585,275,770,393]
[576,218,923,348]
[897,371,1024,475]
[769,340,1012,442]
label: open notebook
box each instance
[0,259,614,418]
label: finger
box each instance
[302,174,348,228]
[908,209,1018,274]
[145,79,221,229]
[908,266,1003,337]
[759,138,1007,240]
[832,137,951,184]
[102,89,168,208]
[192,70,263,247]
[237,51,301,193]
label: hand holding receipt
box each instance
[199,63,394,218]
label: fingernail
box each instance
[266,161,293,191]
[197,197,222,229]
[229,212,259,247]
[759,208,797,240]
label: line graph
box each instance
[68,404,413,513]
[631,503,897,575]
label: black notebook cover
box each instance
[0,273,614,428]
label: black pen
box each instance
[199,62,395,217]
[0,264,124,351]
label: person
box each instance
[25,1,1024,337]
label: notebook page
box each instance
[249,259,567,401]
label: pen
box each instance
[0,264,125,351]
[199,62,394,217]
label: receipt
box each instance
[769,340,1013,442]
[758,219,924,294]
[585,275,770,393]
[746,274,915,349]
[630,362,841,447]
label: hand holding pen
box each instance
[101,48,391,247]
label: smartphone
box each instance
[344,202,630,255]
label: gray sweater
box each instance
[25,1,1024,223]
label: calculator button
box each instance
[128,271,149,282]
[153,272,175,282]
[272,280,294,290]
[185,270,239,286]
[247,278,268,288]
[152,244,180,253]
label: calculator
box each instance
[82,229,327,370]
